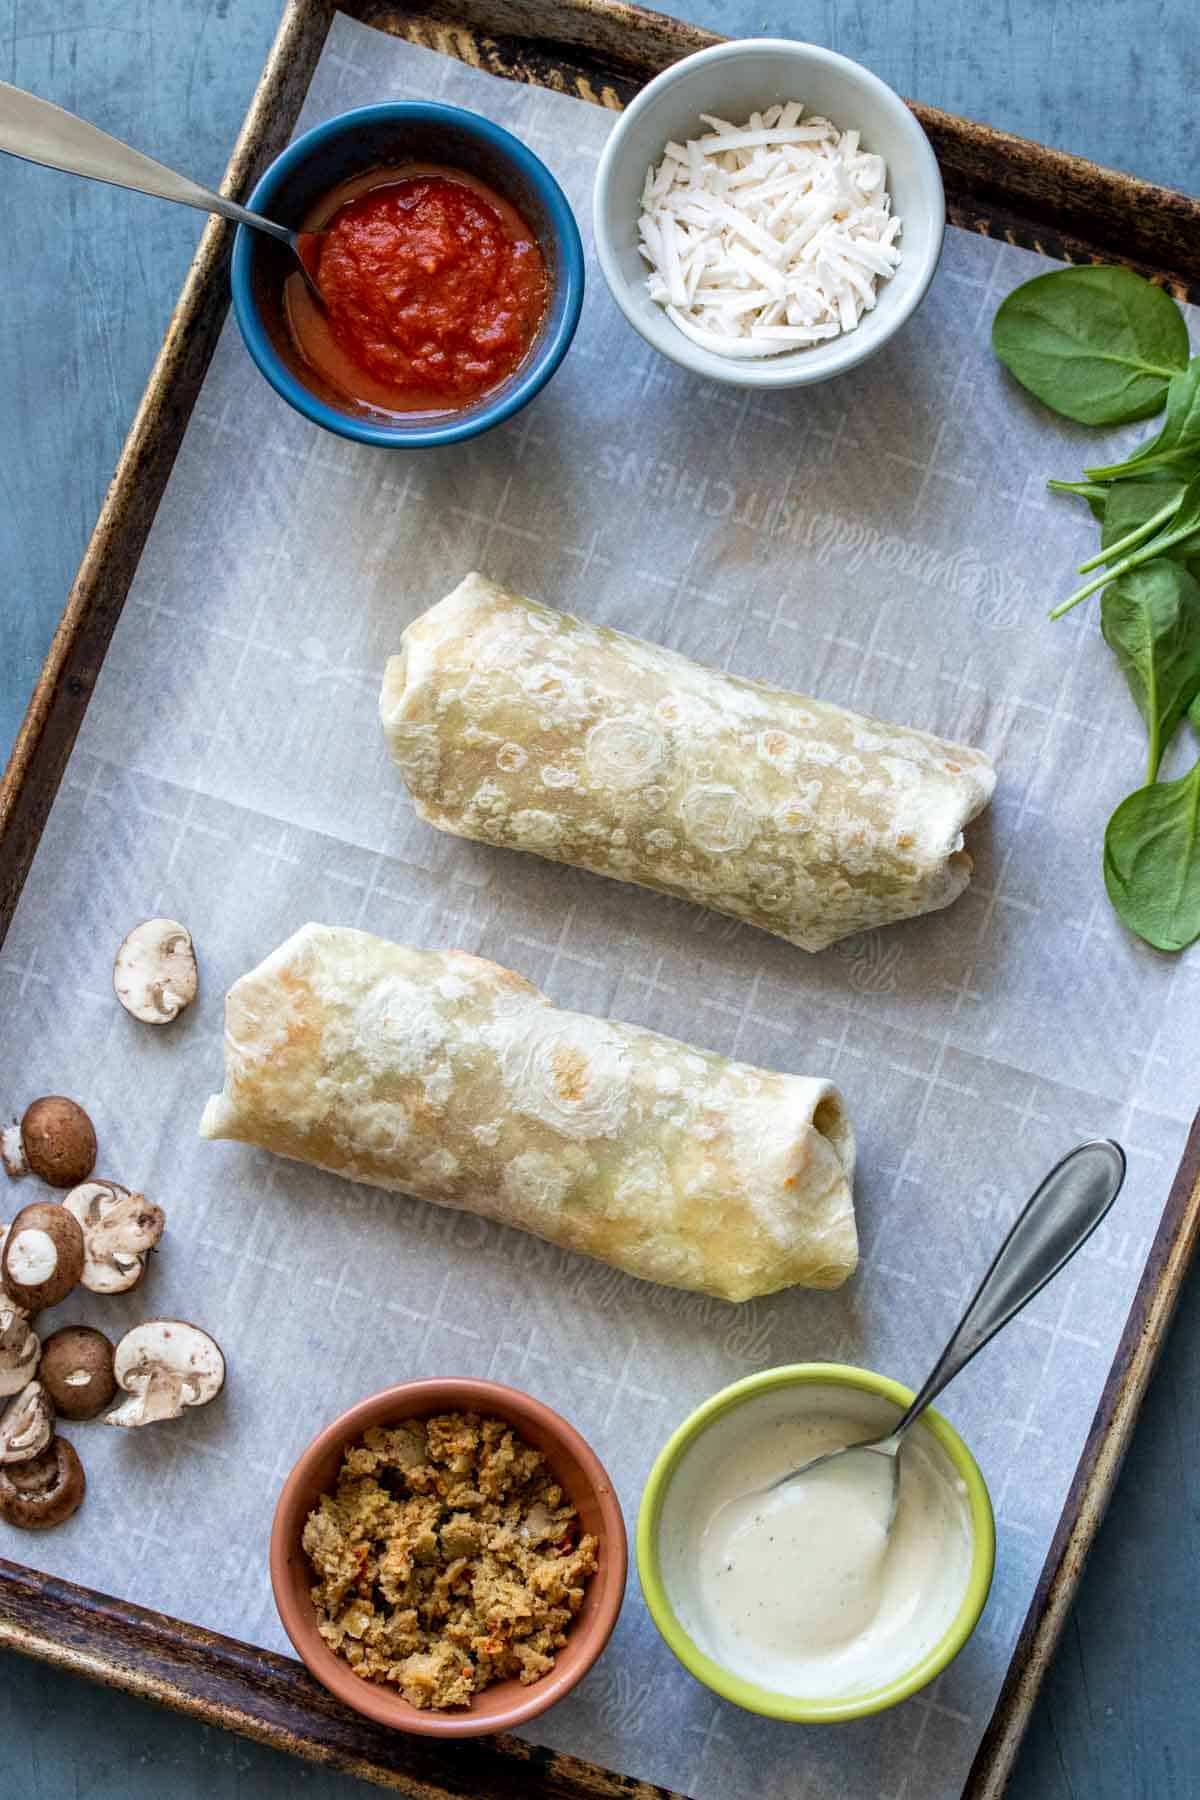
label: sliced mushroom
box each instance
[2,1097,97,1188]
[0,1302,41,1398]
[1,1201,85,1311]
[106,1321,225,1429]
[39,1327,116,1422]
[114,919,198,1024]
[61,1181,165,1294]
[0,1380,55,1463]
[0,1436,85,1529]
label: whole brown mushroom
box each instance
[1,1202,85,1312]
[39,1327,117,1422]
[2,1098,97,1189]
[0,1436,85,1529]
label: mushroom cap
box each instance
[0,1380,55,1463]
[1,1201,85,1311]
[107,1320,225,1429]
[0,1302,41,1398]
[19,1098,97,1189]
[113,918,198,1024]
[62,1180,165,1294]
[0,1436,85,1529]
[39,1326,117,1421]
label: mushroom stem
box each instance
[1,1123,27,1179]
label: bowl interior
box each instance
[271,1379,626,1736]
[595,41,944,386]
[234,104,582,440]
[638,1365,994,1722]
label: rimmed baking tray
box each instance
[1,3,1198,1796]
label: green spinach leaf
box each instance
[1078,485,1182,573]
[1086,359,1200,480]
[1100,560,1200,781]
[1100,479,1200,581]
[1101,477,1187,550]
[992,266,1189,426]
[1052,473,1200,616]
[1104,754,1200,951]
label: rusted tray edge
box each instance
[0,3,1198,1797]
[964,1117,1200,1797]
[5,0,1200,934]
[365,0,1200,298]
[0,0,336,940]
[0,1560,685,1800]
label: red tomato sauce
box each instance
[284,164,549,417]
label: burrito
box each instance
[380,574,995,952]
[199,924,857,1301]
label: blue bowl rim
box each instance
[230,100,585,448]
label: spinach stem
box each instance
[1050,574,1116,618]
[1147,739,1161,786]
[1051,519,1200,618]
[1085,355,1183,382]
[1076,494,1180,573]
[1047,478,1110,502]
[1146,672,1162,786]
[1087,452,1169,481]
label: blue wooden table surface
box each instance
[1,3,1197,1795]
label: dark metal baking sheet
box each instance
[2,4,1199,1795]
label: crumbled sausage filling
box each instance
[302,1410,599,1709]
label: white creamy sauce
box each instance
[663,1390,973,1698]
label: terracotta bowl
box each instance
[270,1377,627,1737]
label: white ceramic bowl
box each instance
[593,38,945,389]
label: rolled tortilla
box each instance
[380,574,995,952]
[199,924,857,1300]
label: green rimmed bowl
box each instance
[636,1363,994,1722]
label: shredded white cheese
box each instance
[637,102,902,359]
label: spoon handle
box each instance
[891,1139,1126,1443]
[0,80,291,243]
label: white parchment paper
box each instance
[2,17,1197,1798]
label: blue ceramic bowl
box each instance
[230,102,585,448]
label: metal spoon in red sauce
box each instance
[284,163,549,419]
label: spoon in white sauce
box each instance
[720,1139,1126,1545]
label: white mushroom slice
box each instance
[62,1180,166,1294]
[0,1380,55,1463]
[106,1321,225,1429]
[0,1303,41,1397]
[113,919,198,1024]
